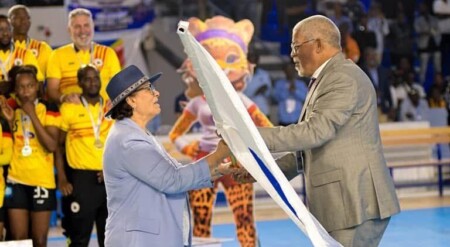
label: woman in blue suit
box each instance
[103,65,232,247]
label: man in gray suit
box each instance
[235,15,400,246]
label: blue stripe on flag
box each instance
[249,148,299,218]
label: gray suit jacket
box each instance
[103,118,212,247]
[259,53,400,232]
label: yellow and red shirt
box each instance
[0,45,44,81]
[60,98,113,170]
[15,38,53,78]
[0,117,12,207]
[46,43,121,101]
[8,100,61,189]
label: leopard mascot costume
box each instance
[169,16,272,247]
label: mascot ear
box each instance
[234,19,254,46]
[188,17,207,37]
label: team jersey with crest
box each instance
[0,118,13,207]
[14,38,53,78]
[46,43,121,101]
[8,100,61,189]
[0,45,44,81]
[60,98,113,170]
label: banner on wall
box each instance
[0,0,63,7]
[68,0,155,73]
[68,0,155,33]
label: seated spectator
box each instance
[433,72,449,93]
[244,51,272,118]
[399,88,430,121]
[272,62,308,126]
[404,72,426,98]
[428,85,446,108]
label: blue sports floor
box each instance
[211,207,450,247]
[47,206,450,246]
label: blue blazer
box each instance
[103,118,212,247]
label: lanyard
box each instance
[80,96,103,141]
[24,37,30,50]
[0,43,14,81]
[20,111,31,147]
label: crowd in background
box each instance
[165,0,450,130]
[226,0,450,128]
[0,0,449,246]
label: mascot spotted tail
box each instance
[169,16,272,246]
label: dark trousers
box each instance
[62,169,107,247]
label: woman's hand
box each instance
[21,99,36,116]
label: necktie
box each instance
[297,77,316,172]
[308,77,316,89]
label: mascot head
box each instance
[179,16,254,95]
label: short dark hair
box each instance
[77,64,98,82]
[15,65,38,82]
[110,99,133,120]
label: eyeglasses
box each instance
[291,39,316,54]
[137,82,157,96]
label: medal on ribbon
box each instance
[21,144,32,157]
[81,96,104,149]
[20,113,32,157]
[94,138,104,149]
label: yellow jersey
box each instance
[60,98,113,170]
[8,100,61,189]
[0,45,44,81]
[46,43,121,101]
[14,38,53,78]
[0,118,13,207]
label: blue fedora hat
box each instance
[105,65,162,117]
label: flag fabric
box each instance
[177,21,341,247]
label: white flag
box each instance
[177,21,341,247]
